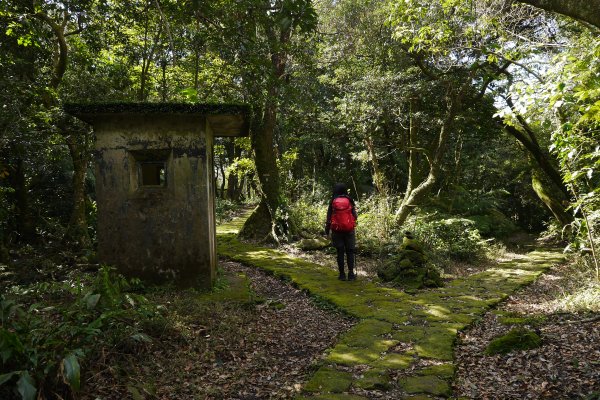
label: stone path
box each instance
[217,213,566,399]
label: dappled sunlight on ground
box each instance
[217,213,569,399]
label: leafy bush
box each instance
[288,199,327,238]
[0,267,165,400]
[216,198,239,223]
[354,195,397,256]
[413,217,487,262]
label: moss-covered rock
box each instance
[372,353,414,370]
[399,375,452,397]
[354,368,391,390]
[418,363,455,379]
[377,233,443,289]
[303,367,353,393]
[485,328,542,355]
[298,237,331,250]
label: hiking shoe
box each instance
[348,273,356,281]
[338,273,347,281]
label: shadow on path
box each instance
[217,211,566,399]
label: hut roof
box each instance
[64,102,251,137]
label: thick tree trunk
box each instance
[239,19,291,241]
[63,136,91,248]
[239,102,282,241]
[515,0,600,29]
[503,124,570,199]
[531,167,573,227]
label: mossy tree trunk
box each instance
[35,8,93,249]
[396,85,465,226]
[531,167,573,227]
[365,135,387,194]
[240,100,282,241]
[239,14,293,242]
[63,134,91,248]
[502,103,573,227]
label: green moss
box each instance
[327,338,398,365]
[297,395,367,400]
[354,369,391,390]
[217,213,564,396]
[372,353,414,370]
[298,237,331,250]
[418,363,455,379]
[303,367,353,393]
[199,271,255,304]
[485,328,542,355]
[340,320,394,347]
[391,325,426,342]
[399,375,452,397]
[413,327,456,361]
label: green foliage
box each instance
[215,198,239,224]
[288,199,327,238]
[412,217,487,262]
[485,328,542,355]
[0,267,164,399]
[548,35,600,259]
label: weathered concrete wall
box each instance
[93,114,216,288]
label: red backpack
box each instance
[330,197,356,233]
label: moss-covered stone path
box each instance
[217,213,566,399]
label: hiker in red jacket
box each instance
[325,183,358,281]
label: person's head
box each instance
[333,182,348,197]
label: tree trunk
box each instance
[515,0,600,29]
[239,102,282,241]
[531,167,573,227]
[239,19,291,241]
[396,89,463,227]
[35,10,93,249]
[503,123,570,199]
[63,136,91,248]
[219,162,226,199]
[225,139,238,200]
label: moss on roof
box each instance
[64,102,251,116]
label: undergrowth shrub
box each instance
[354,195,397,256]
[289,195,491,272]
[216,198,239,223]
[288,200,327,238]
[0,267,165,400]
[412,217,487,262]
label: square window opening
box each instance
[139,162,167,187]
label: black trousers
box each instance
[331,230,356,273]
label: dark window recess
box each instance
[140,162,166,186]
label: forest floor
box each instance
[2,213,599,399]
[216,212,600,399]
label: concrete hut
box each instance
[66,103,250,289]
